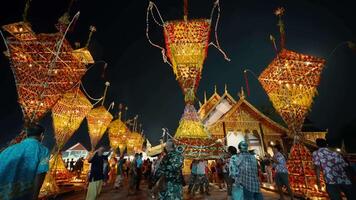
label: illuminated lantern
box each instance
[1,13,86,124]
[86,106,113,150]
[146,0,229,159]
[39,173,59,199]
[258,8,326,135]
[164,19,211,103]
[126,132,144,155]
[108,115,130,155]
[52,89,92,150]
[48,154,72,182]
[175,104,209,139]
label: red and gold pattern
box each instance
[259,49,325,134]
[287,143,327,198]
[2,21,87,123]
[258,8,325,135]
[164,19,211,103]
[86,106,113,150]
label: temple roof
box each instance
[211,88,288,134]
[198,87,221,119]
[65,143,88,151]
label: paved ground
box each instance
[60,179,282,200]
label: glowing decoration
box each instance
[48,154,72,183]
[108,115,130,154]
[175,104,209,139]
[1,13,86,123]
[39,173,60,199]
[52,89,92,150]
[287,143,327,198]
[87,106,113,150]
[146,0,229,160]
[164,19,211,103]
[126,132,144,155]
[258,8,326,135]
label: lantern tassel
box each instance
[209,0,231,61]
[146,2,172,66]
[274,7,286,49]
[22,0,32,22]
[101,81,110,106]
[183,0,188,21]
[244,70,250,97]
[101,63,107,79]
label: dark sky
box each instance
[0,0,355,152]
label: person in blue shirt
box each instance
[0,123,50,200]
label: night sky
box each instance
[0,0,355,152]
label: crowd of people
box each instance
[0,123,355,200]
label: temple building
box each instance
[198,86,327,157]
[147,86,327,159]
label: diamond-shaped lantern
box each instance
[2,21,87,123]
[258,8,326,135]
[164,19,211,103]
[126,132,144,155]
[86,106,113,150]
[259,49,325,134]
[108,118,130,154]
[52,89,92,150]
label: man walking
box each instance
[86,146,106,200]
[236,141,263,200]
[228,146,243,200]
[0,123,50,200]
[313,138,355,200]
[269,144,293,200]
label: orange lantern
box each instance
[108,116,130,155]
[126,132,144,155]
[1,13,86,123]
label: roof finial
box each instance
[238,86,245,99]
[204,91,207,103]
[224,83,228,94]
[214,85,217,94]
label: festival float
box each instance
[257,8,327,198]
[146,0,229,159]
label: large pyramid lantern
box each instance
[258,8,326,135]
[147,0,229,159]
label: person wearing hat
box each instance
[0,123,50,200]
[236,141,263,200]
[152,139,184,199]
